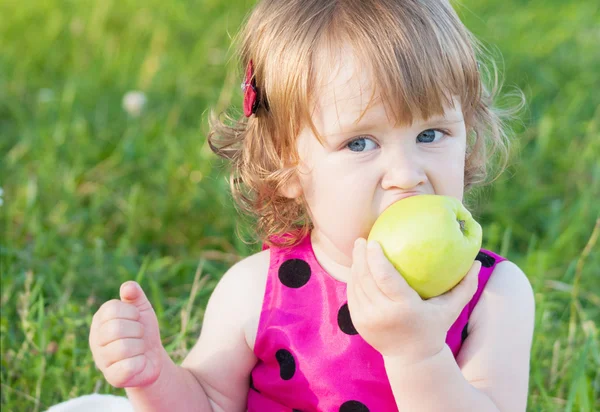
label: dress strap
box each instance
[468,249,506,316]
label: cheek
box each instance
[430,144,466,199]
[451,157,466,198]
[300,161,375,234]
[303,162,369,209]
[321,171,375,223]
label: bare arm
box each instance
[383,261,535,411]
[91,250,269,412]
[125,354,214,412]
[179,250,269,411]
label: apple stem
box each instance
[458,219,466,233]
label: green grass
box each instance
[1,0,598,411]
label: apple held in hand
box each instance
[368,194,482,299]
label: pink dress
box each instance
[247,233,505,411]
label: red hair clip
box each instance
[242,60,260,117]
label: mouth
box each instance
[398,192,419,200]
[380,192,422,215]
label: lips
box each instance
[380,192,422,215]
[397,192,419,200]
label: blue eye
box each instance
[347,137,378,152]
[417,129,445,143]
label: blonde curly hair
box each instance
[208,0,524,248]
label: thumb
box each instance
[366,240,416,301]
[120,281,153,313]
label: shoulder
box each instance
[217,247,271,293]
[485,260,535,310]
[208,248,271,348]
[470,259,535,328]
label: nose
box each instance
[380,148,427,191]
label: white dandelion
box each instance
[122,91,147,117]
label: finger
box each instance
[97,319,145,347]
[104,354,147,388]
[101,338,146,368]
[366,240,417,301]
[432,261,481,316]
[350,238,374,305]
[120,281,153,313]
[95,299,140,326]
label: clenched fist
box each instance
[89,281,168,388]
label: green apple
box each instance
[368,194,482,299]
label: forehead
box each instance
[310,48,462,135]
[312,49,375,124]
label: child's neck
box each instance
[310,230,353,283]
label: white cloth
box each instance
[45,394,133,412]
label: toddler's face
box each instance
[293,52,467,266]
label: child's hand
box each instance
[347,238,481,364]
[89,281,168,388]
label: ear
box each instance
[278,173,303,199]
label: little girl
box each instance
[87,0,535,411]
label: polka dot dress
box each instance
[247,233,504,411]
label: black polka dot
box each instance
[278,259,312,288]
[461,322,469,344]
[475,252,495,268]
[339,400,370,412]
[337,303,358,335]
[275,349,296,380]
